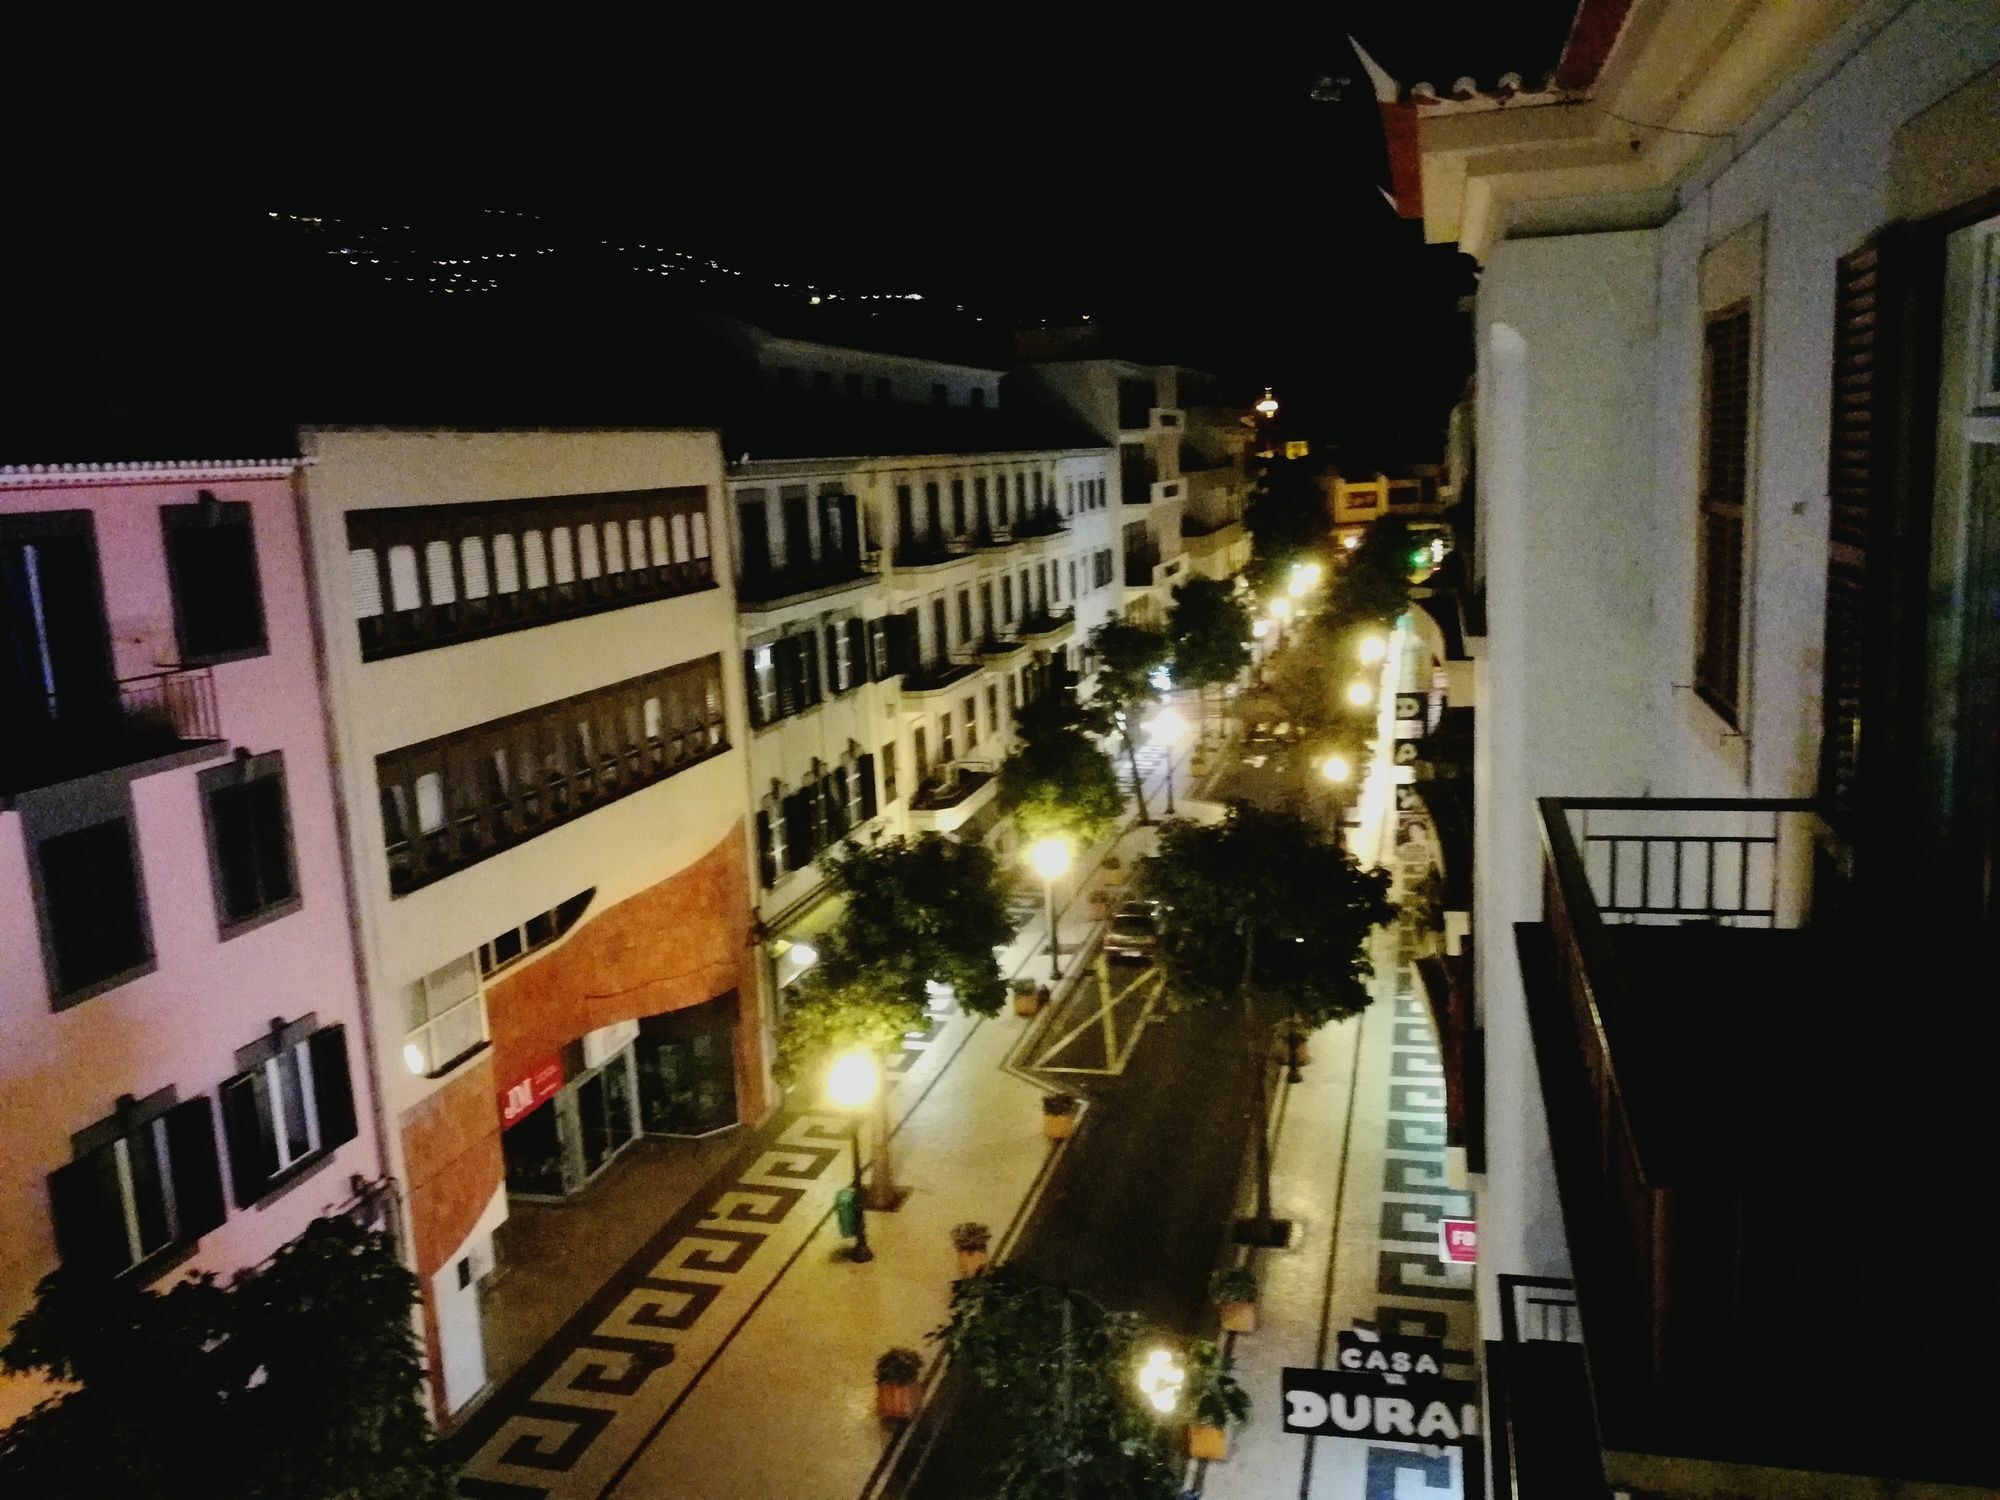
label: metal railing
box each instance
[117,666,220,744]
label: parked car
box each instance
[1103,900,1162,961]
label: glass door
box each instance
[637,1000,740,1136]
[576,1049,639,1181]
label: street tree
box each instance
[1325,513,1419,635]
[777,833,1012,1204]
[1143,803,1393,1242]
[0,1214,450,1500]
[1165,577,1252,735]
[999,686,1124,846]
[933,1268,1185,1500]
[1244,454,1330,595]
[1088,618,1171,823]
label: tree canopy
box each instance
[1244,454,1330,594]
[999,687,1124,846]
[1087,618,1171,821]
[0,1214,449,1500]
[1165,577,1251,691]
[822,833,1013,1020]
[1324,513,1419,635]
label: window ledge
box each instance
[425,1039,491,1083]
[50,956,158,1013]
[249,1144,344,1213]
[217,895,304,944]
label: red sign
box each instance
[1439,1218,1477,1265]
[500,1055,563,1126]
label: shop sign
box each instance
[1281,1366,1479,1444]
[500,1055,564,1126]
[1439,1218,1477,1265]
[1333,1332,1446,1384]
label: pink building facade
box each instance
[0,458,388,1421]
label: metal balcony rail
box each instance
[118,665,220,744]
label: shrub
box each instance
[1041,1092,1080,1118]
[951,1222,993,1253]
[876,1347,923,1385]
[1210,1265,1259,1304]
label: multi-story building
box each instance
[0,454,387,1421]
[1323,462,1454,549]
[725,335,1118,992]
[1013,358,1216,625]
[296,428,753,1418]
[1384,0,1999,1491]
[1174,371,1256,581]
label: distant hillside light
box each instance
[1255,388,1279,418]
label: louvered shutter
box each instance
[47,1150,125,1277]
[756,810,777,888]
[1820,236,1903,833]
[783,794,812,870]
[825,624,843,694]
[869,619,891,682]
[222,1071,280,1206]
[859,753,878,820]
[164,1097,227,1241]
[310,1025,359,1152]
[802,632,822,705]
[776,638,799,718]
[846,619,866,693]
[744,649,765,729]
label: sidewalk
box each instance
[453,752,1194,1499]
[1199,621,1479,1500]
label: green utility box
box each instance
[834,1186,863,1239]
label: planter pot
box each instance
[1218,1299,1258,1334]
[1013,989,1042,1017]
[1043,1113,1075,1141]
[876,1380,921,1420]
[1089,893,1112,920]
[1286,1036,1310,1065]
[955,1247,990,1277]
[1188,1424,1229,1461]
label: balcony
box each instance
[1520,797,1991,1492]
[906,761,998,833]
[978,634,1028,665]
[737,555,873,610]
[1016,608,1075,646]
[1009,507,1067,540]
[890,539,973,573]
[2,666,225,805]
[1123,550,1160,589]
[898,656,981,699]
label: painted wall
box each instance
[0,472,383,1416]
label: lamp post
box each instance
[1320,751,1352,833]
[1148,706,1188,816]
[1137,1345,1186,1416]
[1345,679,1374,709]
[1027,836,1072,982]
[1358,634,1388,666]
[826,1048,879,1263]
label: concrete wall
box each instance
[0,471,384,1414]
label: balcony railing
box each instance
[3,666,224,801]
[1525,796,1977,1485]
[1010,507,1067,539]
[909,762,994,812]
[1123,551,1160,588]
[118,666,220,745]
[900,657,980,696]
[891,539,972,570]
[738,555,871,606]
[1017,608,1075,642]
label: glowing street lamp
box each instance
[1268,596,1294,621]
[826,1048,881,1262]
[1341,534,1359,551]
[1345,679,1374,708]
[1254,388,1279,418]
[1137,1347,1187,1415]
[1358,635,1388,665]
[1252,618,1271,639]
[1321,753,1352,784]
[1286,571,1311,599]
[1147,706,1188,815]
[1027,836,1073,981]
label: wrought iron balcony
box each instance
[737,555,872,607]
[899,657,981,697]
[1016,607,1075,643]
[3,666,224,802]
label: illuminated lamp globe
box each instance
[1358,635,1388,665]
[1321,754,1352,784]
[826,1048,880,1111]
[1345,680,1374,708]
[1027,836,1072,883]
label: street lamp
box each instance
[1321,753,1351,784]
[826,1049,880,1263]
[1255,388,1279,419]
[1268,596,1294,621]
[1358,634,1388,665]
[1027,836,1072,982]
[1136,1346,1187,1415]
[1147,706,1188,815]
[1345,679,1374,708]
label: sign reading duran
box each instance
[1334,1333,1446,1384]
[1282,1366,1480,1444]
[500,1055,564,1127]
[1439,1218,1478,1265]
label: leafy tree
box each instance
[1325,513,1419,635]
[778,833,1012,1203]
[1143,804,1393,1240]
[933,1269,1183,1500]
[999,686,1124,846]
[1088,618,1170,824]
[1166,577,1251,737]
[0,1215,450,1500]
[1244,454,1330,594]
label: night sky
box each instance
[5,8,1584,467]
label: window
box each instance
[404,953,487,1077]
[846,372,864,401]
[34,815,151,1002]
[950,479,966,534]
[162,498,266,662]
[932,383,949,407]
[958,589,973,642]
[1002,575,1015,622]
[970,387,986,409]
[756,804,784,888]
[882,741,898,802]
[220,1018,359,1206]
[963,695,980,751]
[1696,305,1753,722]
[199,752,298,936]
[46,1090,225,1279]
[479,889,594,976]
[987,683,1000,735]
[939,712,955,764]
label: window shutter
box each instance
[802,632,822,705]
[783,794,812,870]
[744,649,764,728]
[869,619,891,682]
[776,638,799,718]
[47,1152,125,1277]
[756,809,777,888]
[859,753,878,820]
[825,624,842,693]
[846,620,866,691]
[164,1097,227,1241]
[222,1071,280,1207]
[309,1025,359,1152]
[829,770,849,837]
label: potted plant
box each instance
[1100,854,1127,888]
[1011,977,1043,1017]
[1278,1018,1312,1067]
[1185,1340,1250,1461]
[951,1221,992,1277]
[1041,1091,1079,1141]
[1089,886,1114,920]
[875,1347,923,1420]
[1211,1264,1259,1334]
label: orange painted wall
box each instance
[401,1053,503,1281]
[483,821,760,1122]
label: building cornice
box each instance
[0,457,304,489]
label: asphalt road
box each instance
[891,735,1313,1500]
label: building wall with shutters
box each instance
[0,465,385,1424]
[295,428,752,1415]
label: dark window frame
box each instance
[1695,302,1754,725]
[198,750,301,940]
[19,777,155,1009]
[49,1087,225,1281]
[161,497,269,666]
[220,1016,359,1210]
